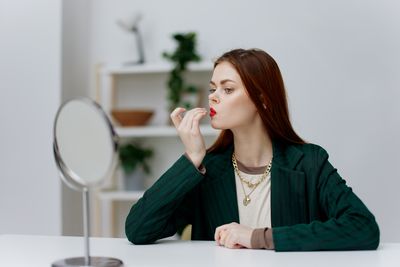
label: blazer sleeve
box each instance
[125,155,204,244]
[272,147,380,251]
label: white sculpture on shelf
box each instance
[116,13,145,65]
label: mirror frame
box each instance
[53,98,119,190]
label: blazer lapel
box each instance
[271,141,308,227]
[202,146,239,230]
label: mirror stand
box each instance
[52,98,124,266]
[52,188,123,267]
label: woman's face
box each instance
[208,61,259,130]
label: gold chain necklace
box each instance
[232,153,272,206]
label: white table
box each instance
[1,235,399,267]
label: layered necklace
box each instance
[232,153,272,206]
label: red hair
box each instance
[208,48,305,153]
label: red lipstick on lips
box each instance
[210,108,217,117]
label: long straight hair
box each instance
[208,48,305,153]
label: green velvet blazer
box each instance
[125,141,380,251]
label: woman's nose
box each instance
[208,92,220,104]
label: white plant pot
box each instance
[124,167,146,191]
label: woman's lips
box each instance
[210,108,217,117]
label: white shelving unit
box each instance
[100,61,212,75]
[98,190,145,201]
[116,125,218,138]
[95,61,217,237]
[97,190,144,237]
[98,62,213,115]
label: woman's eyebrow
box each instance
[209,79,236,86]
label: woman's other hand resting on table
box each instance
[215,223,253,249]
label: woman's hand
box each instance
[214,222,253,249]
[170,107,207,168]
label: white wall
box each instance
[65,0,400,241]
[61,0,92,237]
[62,0,91,101]
[0,0,62,235]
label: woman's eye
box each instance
[209,88,216,94]
[224,88,234,94]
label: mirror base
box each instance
[52,256,123,267]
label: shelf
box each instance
[115,125,219,138]
[96,60,217,237]
[98,190,145,237]
[101,61,213,75]
[98,190,144,201]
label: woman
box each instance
[125,48,379,251]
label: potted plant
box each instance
[118,142,153,190]
[163,32,202,112]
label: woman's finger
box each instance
[214,224,228,243]
[191,110,207,133]
[214,226,224,245]
[219,230,227,246]
[179,108,194,129]
[224,233,235,248]
[214,229,220,244]
[180,108,206,130]
[170,107,186,128]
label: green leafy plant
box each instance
[118,143,153,175]
[163,32,202,112]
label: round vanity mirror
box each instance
[53,98,118,189]
[52,98,123,267]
